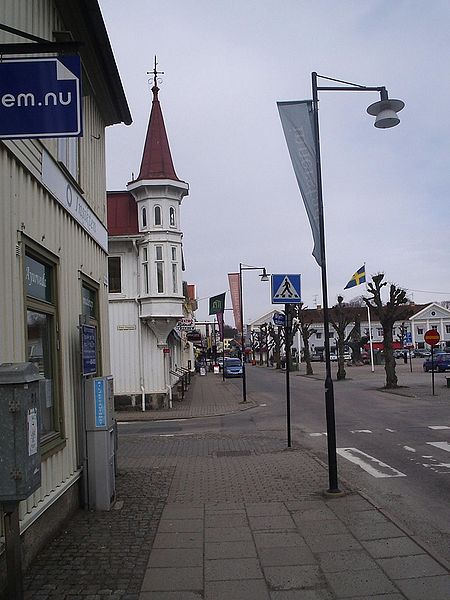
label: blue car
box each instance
[223,358,243,378]
[423,353,450,372]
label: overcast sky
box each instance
[101,0,450,325]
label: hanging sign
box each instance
[0,56,82,139]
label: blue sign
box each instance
[404,331,412,344]
[271,274,302,304]
[0,56,82,139]
[81,324,97,376]
[94,379,106,428]
[273,312,286,327]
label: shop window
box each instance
[25,250,61,445]
[108,256,122,293]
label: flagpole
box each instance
[364,264,375,372]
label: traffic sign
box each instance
[0,56,82,139]
[424,329,440,346]
[271,274,301,304]
[403,332,412,344]
[273,312,286,327]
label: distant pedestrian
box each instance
[403,351,408,364]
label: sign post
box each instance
[424,329,440,395]
[272,274,302,448]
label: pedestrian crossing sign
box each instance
[271,274,301,304]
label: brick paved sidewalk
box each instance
[18,369,450,599]
[115,371,258,421]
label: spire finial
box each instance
[147,55,164,96]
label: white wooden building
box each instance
[0,0,131,578]
[107,74,195,410]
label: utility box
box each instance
[0,362,41,502]
[84,376,116,510]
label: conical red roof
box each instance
[136,85,180,182]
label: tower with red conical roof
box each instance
[107,60,192,408]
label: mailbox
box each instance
[0,362,41,502]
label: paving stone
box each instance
[258,545,316,567]
[264,565,323,590]
[157,519,203,533]
[139,592,203,599]
[270,591,333,600]
[205,540,257,559]
[147,548,203,568]
[140,566,202,591]
[205,557,263,581]
[152,531,203,549]
[349,521,405,541]
[161,506,203,520]
[254,531,309,549]
[205,579,270,600]
[205,526,253,542]
[294,516,348,535]
[246,502,290,517]
[395,575,450,599]
[317,549,379,573]
[361,536,426,558]
[324,568,398,597]
[248,514,296,530]
[377,553,448,579]
[205,512,248,528]
[305,533,362,553]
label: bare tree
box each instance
[329,296,352,380]
[294,303,316,375]
[364,274,414,388]
[268,323,284,369]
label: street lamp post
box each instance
[239,263,269,403]
[311,72,404,494]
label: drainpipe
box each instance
[133,239,146,411]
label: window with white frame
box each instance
[446,325,450,334]
[154,205,162,226]
[142,246,149,294]
[57,137,79,180]
[377,328,383,336]
[171,246,178,293]
[169,206,176,227]
[316,332,322,339]
[417,327,423,335]
[142,207,147,229]
[155,246,164,293]
[108,257,122,293]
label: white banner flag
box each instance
[277,100,322,266]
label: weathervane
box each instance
[147,55,164,90]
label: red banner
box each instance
[217,312,224,341]
[228,272,242,332]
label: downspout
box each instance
[133,239,146,411]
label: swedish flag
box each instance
[344,265,366,289]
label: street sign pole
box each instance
[285,304,292,448]
[431,346,435,396]
[424,329,440,396]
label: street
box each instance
[119,361,450,566]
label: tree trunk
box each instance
[337,338,346,380]
[383,326,398,388]
[302,334,313,375]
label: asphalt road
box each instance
[120,361,450,566]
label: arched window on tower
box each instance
[169,207,176,227]
[142,207,147,228]
[154,205,162,226]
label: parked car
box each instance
[423,353,450,372]
[416,349,431,358]
[223,357,243,378]
[330,353,338,362]
[310,353,323,362]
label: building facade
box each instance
[107,76,195,410]
[0,0,131,579]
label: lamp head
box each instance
[260,268,269,282]
[367,97,405,129]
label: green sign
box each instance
[209,292,226,315]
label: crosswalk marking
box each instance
[428,426,450,430]
[337,448,406,478]
[427,441,450,452]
